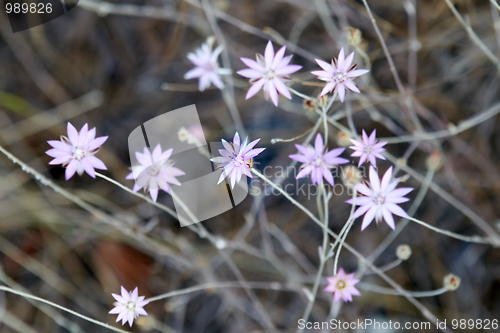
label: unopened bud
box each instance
[135,316,155,330]
[316,94,329,109]
[426,150,443,171]
[178,127,190,142]
[443,274,461,291]
[396,244,412,260]
[303,99,317,112]
[342,165,362,189]
[396,158,407,167]
[336,131,352,147]
[344,27,363,47]
[302,94,329,113]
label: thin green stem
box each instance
[146,281,301,302]
[95,172,177,218]
[288,86,313,100]
[364,259,403,275]
[406,216,494,245]
[298,185,329,330]
[358,283,449,298]
[0,286,131,333]
[333,191,357,275]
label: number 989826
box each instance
[4,0,77,33]
[6,2,53,14]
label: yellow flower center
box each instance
[336,279,346,290]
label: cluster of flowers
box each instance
[44,40,415,325]
[186,38,369,104]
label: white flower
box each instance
[347,166,413,230]
[184,37,231,91]
[237,40,302,106]
[126,144,185,202]
[349,129,387,167]
[211,132,265,189]
[109,286,149,327]
[311,48,369,102]
[46,122,108,180]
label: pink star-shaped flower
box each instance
[184,37,231,91]
[46,122,108,180]
[349,129,387,167]
[289,133,349,186]
[346,166,413,230]
[311,48,369,102]
[324,268,361,304]
[211,132,265,189]
[126,144,185,202]
[237,40,302,106]
[109,286,149,327]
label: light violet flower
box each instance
[346,166,413,231]
[289,133,349,186]
[46,122,108,180]
[126,144,185,202]
[109,286,149,327]
[184,37,231,91]
[237,40,302,106]
[311,47,369,102]
[211,132,265,189]
[349,129,387,167]
[324,268,361,304]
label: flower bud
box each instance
[336,131,352,147]
[342,165,362,189]
[303,94,329,113]
[316,94,329,110]
[396,158,407,167]
[344,27,363,48]
[426,150,443,171]
[443,273,461,291]
[135,316,155,330]
[396,244,412,260]
[178,126,190,142]
[303,99,317,112]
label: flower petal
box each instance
[246,79,266,99]
[237,68,263,79]
[264,40,274,68]
[240,57,264,71]
[273,78,291,99]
